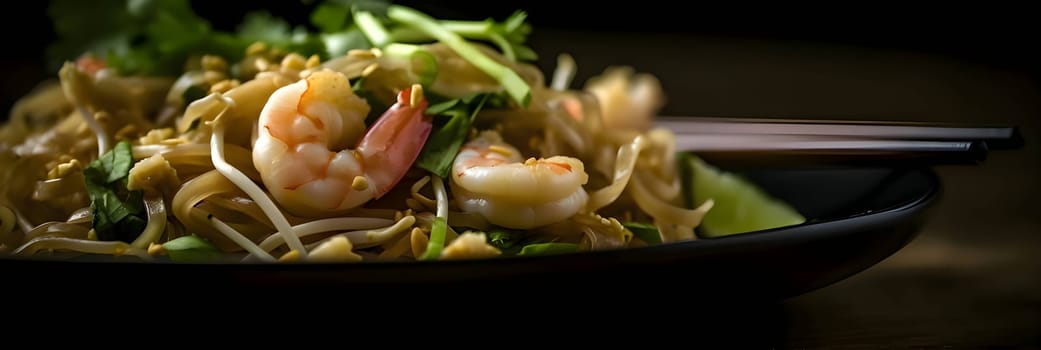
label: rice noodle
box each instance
[14,236,150,259]
[130,196,167,249]
[630,172,714,228]
[587,135,646,211]
[257,217,396,251]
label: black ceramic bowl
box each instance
[5,166,939,305]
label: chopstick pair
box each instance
[655,116,1023,167]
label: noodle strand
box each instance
[587,135,646,211]
[130,196,167,249]
[207,95,307,256]
[194,210,275,261]
[13,236,151,259]
[258,217,395,252]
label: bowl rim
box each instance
[1,166,942,270]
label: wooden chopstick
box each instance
[653,116,1022,167]
[656,116,1023,149]
[673,134,987,167]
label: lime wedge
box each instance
[682,154,806,237]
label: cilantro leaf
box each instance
[415,93,491,178]
[48,0,219,75]
[47,0,332,76]
[83,141,147,242]
[487,229,522,251]
[470,229,572,256]
[89,138,136,184]
[621,222,663,245]
[46,0,135,72]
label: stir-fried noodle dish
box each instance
[0,3,771,263]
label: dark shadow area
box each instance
[5,2,1040,118]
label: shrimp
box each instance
[252,70,432,217]
[450,130,589,229]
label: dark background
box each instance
[3,1,1039,347]
[3,1,1039,117]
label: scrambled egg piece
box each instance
[440,232,501,260]
[127,153,181,197]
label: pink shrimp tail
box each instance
[356,87,433,197]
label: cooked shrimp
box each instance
[450,130,589,229]
[252,70,432,217]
